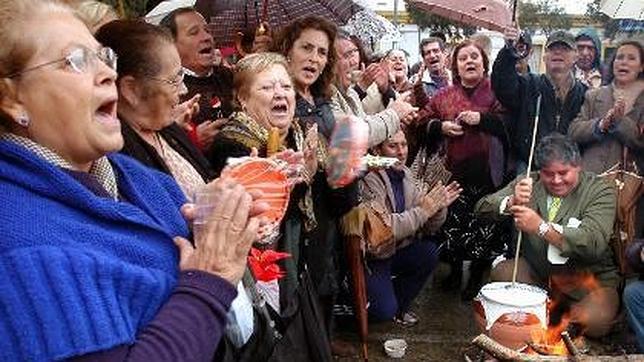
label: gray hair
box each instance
[535,133,581,169]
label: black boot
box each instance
[461,259,491,301]
[440,259,463,291]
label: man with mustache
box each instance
[574,28,604,89]
[492,30,587,175]
[161,8,234,150]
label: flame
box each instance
[529,314,570,355]
[527,273,600,356]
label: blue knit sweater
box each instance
[0,140,189,361]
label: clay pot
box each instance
[473,301,545,350]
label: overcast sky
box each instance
[376,0,592,15]
[559,0,591,15]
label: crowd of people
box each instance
[0,0,642,360]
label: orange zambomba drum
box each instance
[473,282,548,350]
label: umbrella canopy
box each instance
[343,9,401,47]
[407,0,512,33]
[202,0,366,48]
[145,0,196,25]
[600,0,643,20]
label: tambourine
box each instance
[222,157,290,244]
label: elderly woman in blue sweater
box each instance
[0,1,262,361]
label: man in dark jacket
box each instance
[625,239,644,352]
[160,7,234,150]
[492,29,587,175]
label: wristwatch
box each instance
[537,221,550,238]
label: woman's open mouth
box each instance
[271,103,289,116]
[616,68,631,76]
[95,98,119,127]
[302,66,318,78]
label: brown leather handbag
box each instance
[362,203,395,259]
[340,203,394,259]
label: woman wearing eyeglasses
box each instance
[0,2,261,361]
[95,20,214,202]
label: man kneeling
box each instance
[475,133,619,338]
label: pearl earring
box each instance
[16,112,30,127]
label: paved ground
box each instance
[333,262,639,361]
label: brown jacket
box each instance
[360,167,447,258]
[568,84,644,174]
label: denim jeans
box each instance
[365,239,439,321]
[624,280,644,352]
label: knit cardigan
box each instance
[0,140,189,361]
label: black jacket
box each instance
[120,121,214,182]
[492,45,588,164]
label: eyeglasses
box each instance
[146,70,186,92]
[5,46,117,78]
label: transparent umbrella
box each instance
[343,9,402,48]
[600,0,643,20]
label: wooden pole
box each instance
[511,95,541,285]
[560,331,580,360]
[472,334,644,361]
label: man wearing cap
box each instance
[574,28,604,89]
[492,29,587,175]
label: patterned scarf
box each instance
[218,112,320,231]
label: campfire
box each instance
[526,301,586,357]
[469,274,644,361]
[525,273,602,356]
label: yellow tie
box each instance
[548,197,561,222]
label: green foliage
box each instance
[404,0,476,40]
[99,0,150,18]
[586,0,619,39]
[517,0,571,36]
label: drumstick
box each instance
[511,95,541,286]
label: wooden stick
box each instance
[472,334,644,361]
[524,96,541,178]
[472,334,543,361]
[561,331,580,359]
[511,95,541,285]
[525,341,551,356]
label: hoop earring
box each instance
[16,112,30,127]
